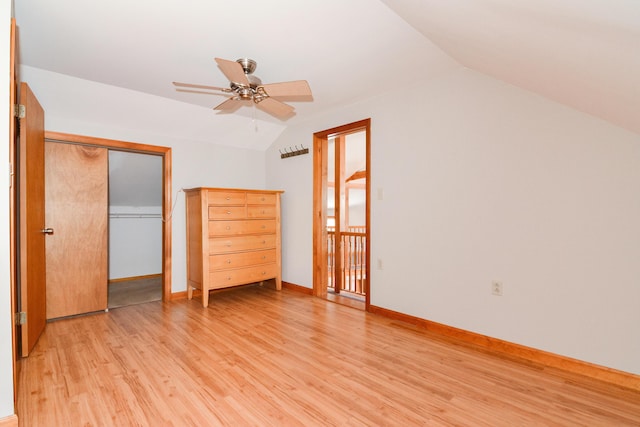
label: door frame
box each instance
[44,132,173,301]
[312,119,371,308]
[9,17,19,405]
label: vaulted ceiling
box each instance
[15,0,640,143]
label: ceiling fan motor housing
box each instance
[236,58,257,75]
[231,58,263,99]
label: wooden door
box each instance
[45,142,108,319]
[18,83,47,357]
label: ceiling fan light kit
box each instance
[173,57,312,119]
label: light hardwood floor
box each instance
[17,286,640,426]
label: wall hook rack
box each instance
[280,145,309,159]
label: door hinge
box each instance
[14,104,25,119]
[15,312,26,325]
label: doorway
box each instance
[107,151,163,309]
[313,119,371,310]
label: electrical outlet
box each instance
[377,258,383,270]
[491,281,503,296]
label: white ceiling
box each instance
[381,0,640,136]
[14,0,456,130]
[14,0,640,142]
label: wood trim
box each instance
[368,304,640,392]
[8,17,19,410]
[312,119,371,139]
[335,134,344,294]
[44,132,172,303]
[312,118,371,308]
[45,131,170,153]
[108,274,162,284]
[0,414,18,427]
[170,291,189,301]
[312,132,328,299]
[162,146,173,304]
[364,120,371,309]
[282,281,313,295]
[346,170,366,182]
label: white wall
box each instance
[109,206,162,280]
[20,66,272,294]
[12,53,640,382]
[108,151,163,280]
[0,0,15,419]
[266,67,640,376]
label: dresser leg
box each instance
[202,288,209,308]
[187,284,193,300]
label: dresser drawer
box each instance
[209,235,277,254]
[207,191,246,205]
[209,249,276,271]
[209,219,276,236]
[247,205,276,218]
[247,193,277,205]
[209,264,278,289]
[208,206,246,220]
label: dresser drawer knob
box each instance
[225,197,231,200]
[225,242,232,247]
[261,240,266,244]
[226,259,232,264]
[261,225,266,229]
[226,276,232,281]
[226,226,231,230]
[226,211,232,215]
[262,256,266,259]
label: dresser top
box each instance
[184,187,284,194]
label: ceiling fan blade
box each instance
[214,58,250,86]
[173,81,229,92]
[260,80,312,98]
[256,97,295,119]
[214,97,246,113]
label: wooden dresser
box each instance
[185,187,283,307]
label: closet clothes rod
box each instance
[109,213,162,219]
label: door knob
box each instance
[41,228,54,235]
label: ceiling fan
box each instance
[173,57,313,120]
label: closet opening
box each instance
[107,151,163,309]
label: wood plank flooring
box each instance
[17,286,640,426]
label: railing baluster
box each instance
[327,229,367,297]
[328,232,335,289]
